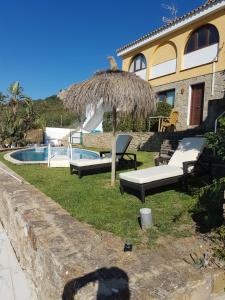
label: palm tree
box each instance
[0,82,39,147]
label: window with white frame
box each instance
[185,24,219,54]
[183,24,219,69]
[158,89,175,107]
[129,54,147,72]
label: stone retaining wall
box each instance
[83,130,201,152]
[0,162,225,299]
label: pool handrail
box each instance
[48,144,51,167]
[67,144,72,160]
[69,144,73,160]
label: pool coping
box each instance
[4,147,48,165]
[4,147,100,165]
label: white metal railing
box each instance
[67,144,73,160]
[48,143,73,167]
[67,144,69,158]
[69,144,72,160]
[214,111,225,133]
[47,143,51,167]
[47,144,56,167]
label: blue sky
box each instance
[0,0,204,99]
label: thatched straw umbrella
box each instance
[60,57,156,186]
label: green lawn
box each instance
[0,150,198,245]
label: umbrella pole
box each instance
[111,106,117,187]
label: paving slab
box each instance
[0,224,37,300]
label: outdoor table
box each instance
[149,116,168,132]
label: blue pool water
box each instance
[10,147,100,162]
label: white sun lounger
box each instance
[70,134,136,178]
[119,137,205,203]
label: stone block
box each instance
[212,271,225,294]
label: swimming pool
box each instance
[8,147,100,164]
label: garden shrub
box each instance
[212,225,225,262]
[103,112,113,132]
[196,121,225,261]
[103,112,148,132]
[155,101,172,118]
[205,117,225,160]
[191,178,225,233]
[103,102,172,132]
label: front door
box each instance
[190,83,205,126]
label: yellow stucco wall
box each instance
[152,42,177,65]
[121,9,225,87]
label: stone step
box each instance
[0,224,37,300]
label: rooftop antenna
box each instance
[161,3,178,24]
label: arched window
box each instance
[185,24,219,54]
[129,54,147,72]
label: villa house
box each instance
[117,0,225,130]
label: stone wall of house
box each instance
[152,71,225,131]
[83,130,201,152]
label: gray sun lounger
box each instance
[119,137,205,203]
[70,134,137,178]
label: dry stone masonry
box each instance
[83,131,200,152]
[0,162,225,299]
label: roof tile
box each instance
[117,0,221,54]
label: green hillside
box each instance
[33,95,79,128]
